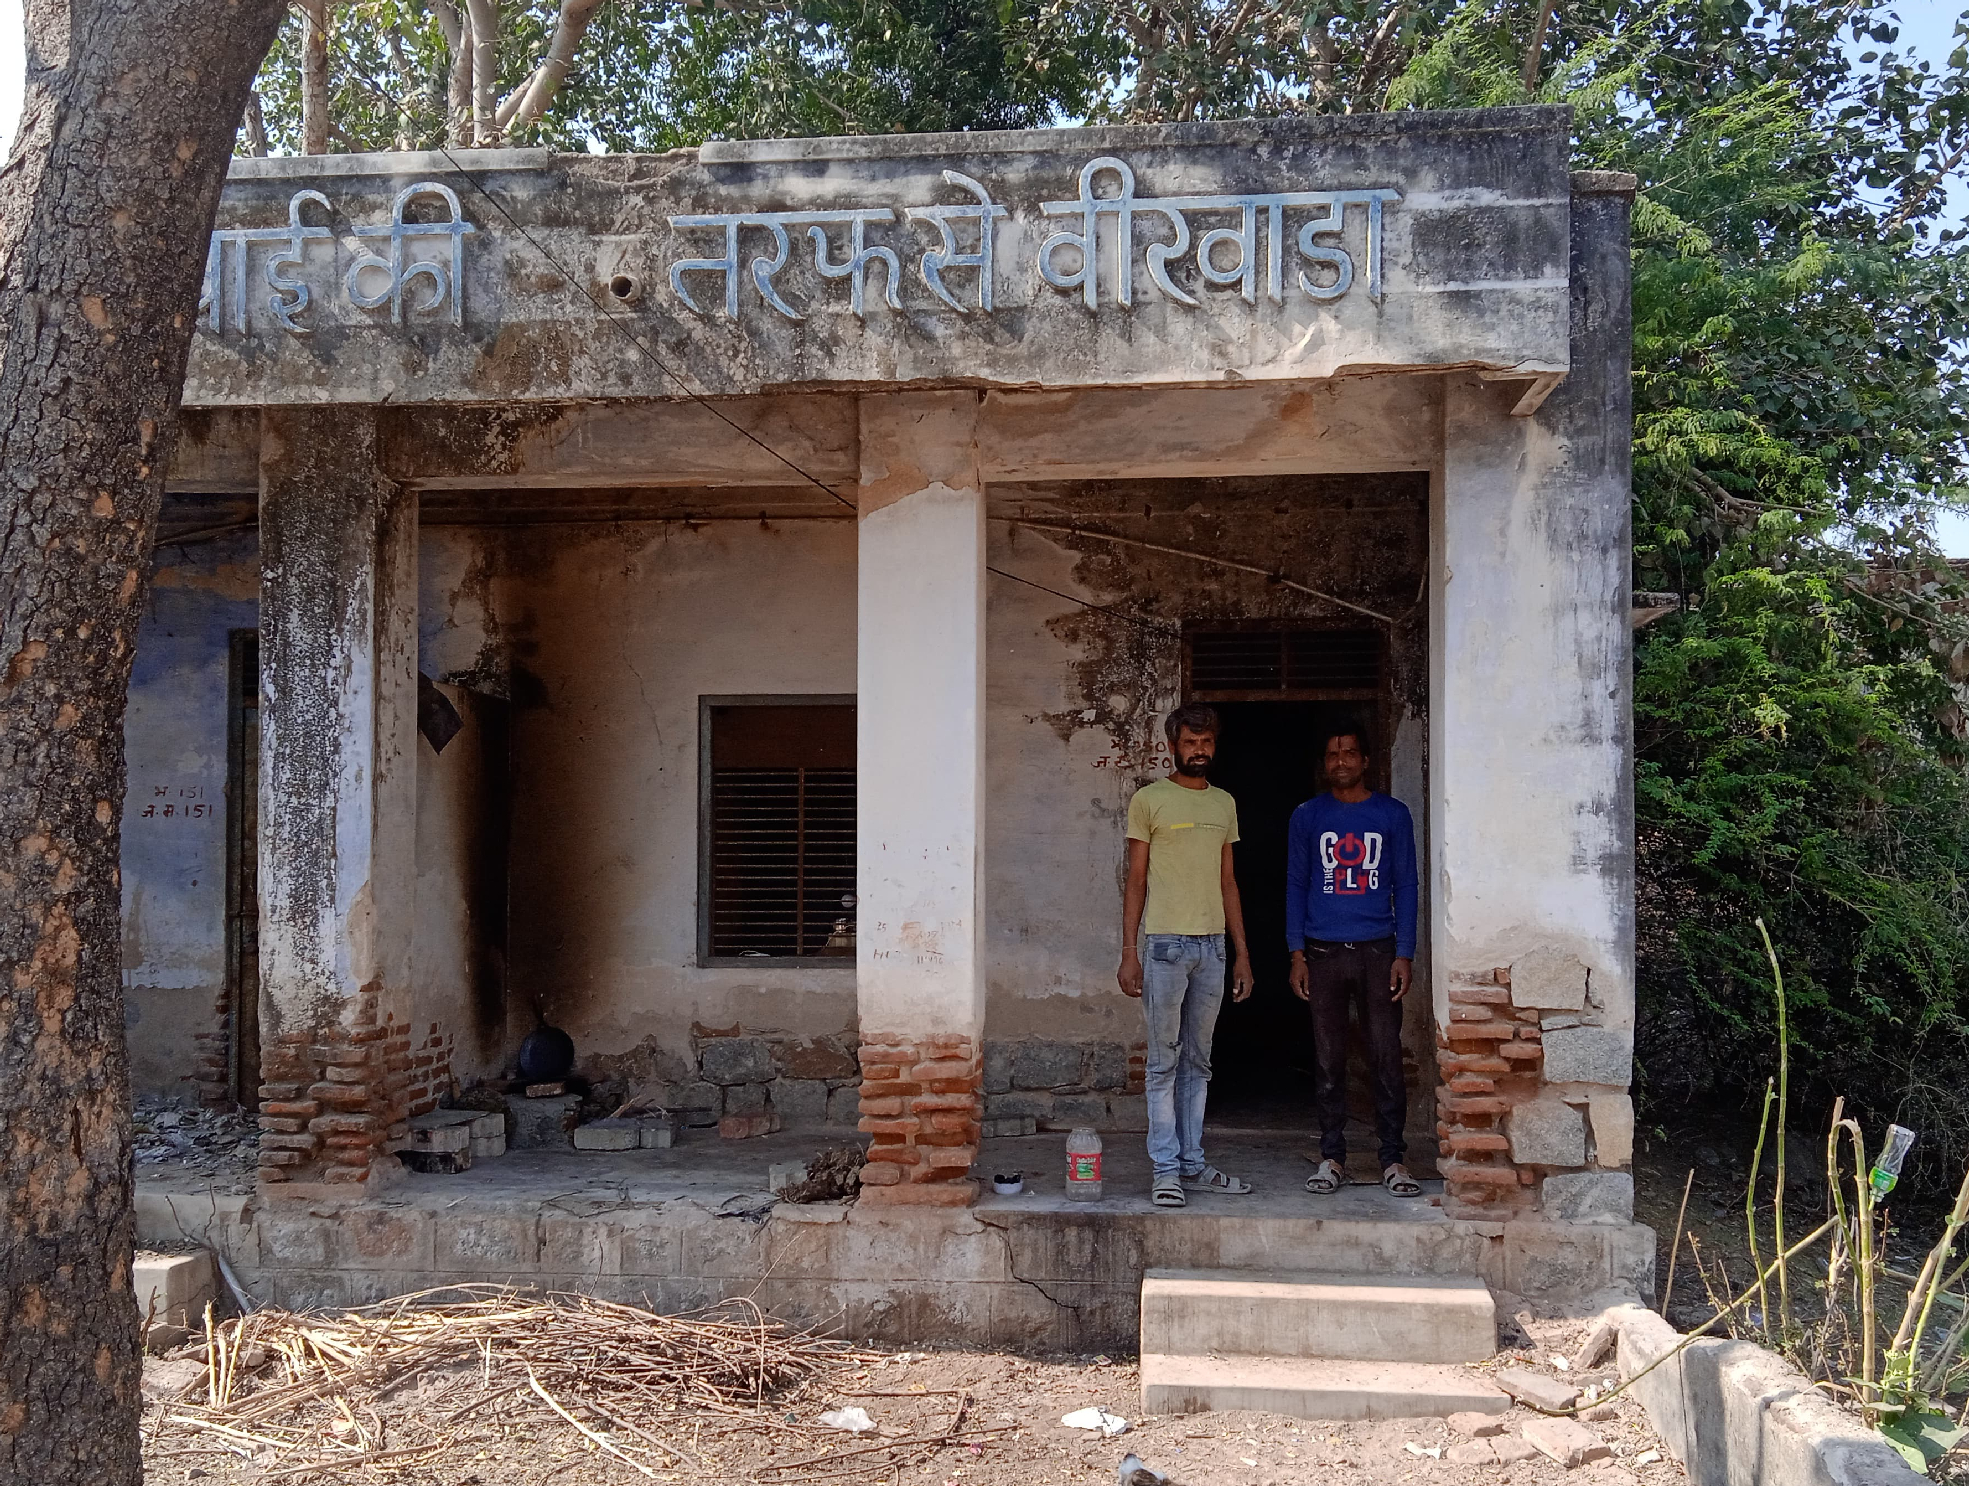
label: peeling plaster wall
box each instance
[495,519,862,1066]
[122,534,258,1100]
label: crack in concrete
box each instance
[973,1213,1087,1313]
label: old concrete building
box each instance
[127,105,1650,1347]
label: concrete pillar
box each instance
[254,408,418,1192]
[854,392,986,1207]
[1432,173,1636,1221]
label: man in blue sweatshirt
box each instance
[1285,720,1421,1198]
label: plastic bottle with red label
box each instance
[1065,1127,1103,1202]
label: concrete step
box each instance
[1140,1269,1496,1364]
[1140,1353,1512,1421]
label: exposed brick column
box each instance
[1436,967,1540,1216]
[857,1034,983,1204]
[855,393,986,1207]
[255,409,417,1192]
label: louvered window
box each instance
[1186,628,1381,698]
[705,702,856,960]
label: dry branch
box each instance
[151,1286,872,1481]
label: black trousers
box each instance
[1304,937,1406,1168]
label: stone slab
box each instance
[574,1119,640,1151]
[405,1120,471,1154]
[470,1134,507,1161]
[504,1093,580,1149]
[133,1251,214,1329]
[1140,1354,1511,1420]
[1507,1096,1586,1166]
[1541,1026,1630,1086]
[1542,1171,1634,1224]
[1140,1270,1496,1364]
[1508,947,1589,1010]
[1521,1416,1611,1467]
[1494,1366,1579,1411]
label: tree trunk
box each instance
[300,0,332,155]
[0,2,283,1482]
[464,0,501,145]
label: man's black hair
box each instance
[1164,703,1221,745]
[1321,716,1372,756]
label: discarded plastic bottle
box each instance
[1870,1125,1917,1198]
[1065,1127,1104,1202]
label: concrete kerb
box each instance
[1605,1300,1925,1486]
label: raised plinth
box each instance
[1140,1269,1498,1364]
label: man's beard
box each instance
[1175,755,1212,778]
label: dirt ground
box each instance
[142,1306,1683,1486]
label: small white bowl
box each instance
[992,1175,1024,1195]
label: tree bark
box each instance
[464,0,500,145]
[430,0,474,147]
[1521,0,1555,94]
[0,2,283,1481]
[300,0,332,155]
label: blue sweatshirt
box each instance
[1285,792,1418,958]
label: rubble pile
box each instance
[133,1098,258,1193]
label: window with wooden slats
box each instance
[1186,627,1382,697]
[705,702,856,959]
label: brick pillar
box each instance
[255,408,417,1192]
[854,392,986,1207]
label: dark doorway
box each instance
[225,630,261,1109]
[1206,699,1370,1124]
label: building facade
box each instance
[127,106,1637,1236]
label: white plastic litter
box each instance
[1062,1407,1130,1437]
[1403,1442,1442,1459]
[820,1407,876,1433]
[1636,1449,1663,1466]
[1552,1355,1571,1370]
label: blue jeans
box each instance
[1140,933,1226,1178]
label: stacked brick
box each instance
[1436,967,1541,1217]
[257,1009,413,1186]
[857,1033,983,1206]
[191,1025,231,1108]
[405,1022,456,1118]
[1435,955,1638,1224]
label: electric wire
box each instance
[984,565,1176,630]
[1000,519,1397,624]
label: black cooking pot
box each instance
[517,1024,575,1083]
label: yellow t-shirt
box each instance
[1126,778,1240,935]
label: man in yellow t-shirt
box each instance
[1118,704,1255,1208]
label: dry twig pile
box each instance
[147,1285,870,1481]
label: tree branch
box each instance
[501,0,609,135]
[242,91,270,157]
[1355,1,1409,109]
[1521,0,1555,94]
[463,0,500,145]
[428,0,473,146]
[298,0,331,154]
